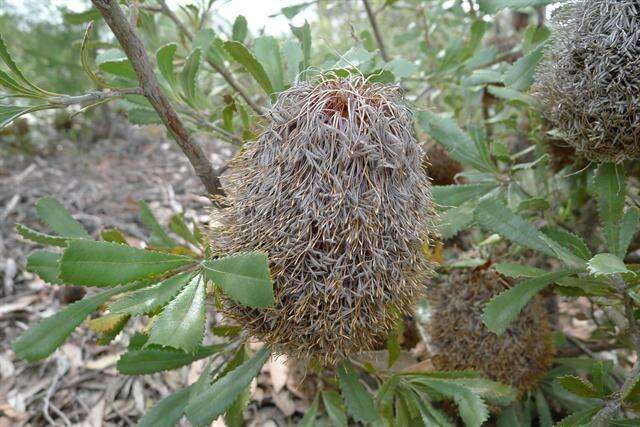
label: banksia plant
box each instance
[533,0,640,162]
[424,268,554,395]
[212,76,433,364]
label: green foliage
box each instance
[26,250,62,284]
[59,240,194,286]
[12,281,144,362]
[224,40,274,96]
[587,253,630,277]
[108,272,191,316]
[137,387,192,427]
[36,196,91,239]
[482,269,575,335]
[338,360,378,424]
[117,343,224,375]
[185,346,270,426]
[202,252,274,308]
[147,274,206,352]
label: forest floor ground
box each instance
[0,122,315,427]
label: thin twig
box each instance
[155,0,264,115]
[91,0,224,198]
[47,87,142,106]
[362,0,389,62]
[157,0,194,40]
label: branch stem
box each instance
[362,0,389,62]
[91,0,224,197]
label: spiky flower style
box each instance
[425,268,554,395]
[533,0,640,162]
[211,76,433,364]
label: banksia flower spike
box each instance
[212,75,433,364]
[533,0,640,162]
[425,268,554,396]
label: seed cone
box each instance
[423,142,464,186]
[425,268,554,395]
[533,0,640,162]
[211,76,433,364]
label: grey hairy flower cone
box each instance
[533,0,640,162]
[211,76,433,364]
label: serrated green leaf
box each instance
[436,203,475,239]
[322,390,348,427]
[281,2,313,19]
[98,57,137,80]
[137,386,191,427]
[557,375,601,398]
[202,252,274,308]
[431,184,497,208]
[493,263,544,278]
[0,33,48,95]
[298,393,319,427]
[95,313,130,345]
[377,375,399,421]
[100,228,127,244]
[482,269,574,335]
[108,272,191,315]
[224,40,274,96]
[338,360,378,423]
[180,49,201,105]
[611,419,640,427]
[12,281,143,362]
[138,200,177,248]
[282,39,303,85]
[535,389,553,427]
[36,197,91,239]
[487,85,535,105]
[587,253,630,277]
[0,105,35,129]
[60,240,193,286]
[539,235,587,269]
[223,346,251,427]
[156,43,178,89]
[147,274,205,353]
[620,207,640,258]
[0,70,38,96]
[502,42,545,91]
[556,405,603,427]
[16,224,67,247]
[232,15,248,43]
[117,344,224,374]
[290,21,311,72]
[253,36,284,93]
[595,163,626,256]
[26,250,61,284]
[417,111,497,173]
[185,346,270,426]
[542,227,592,260]
[169,213,199,247]
[421,378,489,427]
[474,198,555,257]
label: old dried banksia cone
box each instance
[212,76,433,364]
[425,268,554,395]
[533,0,640,162]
